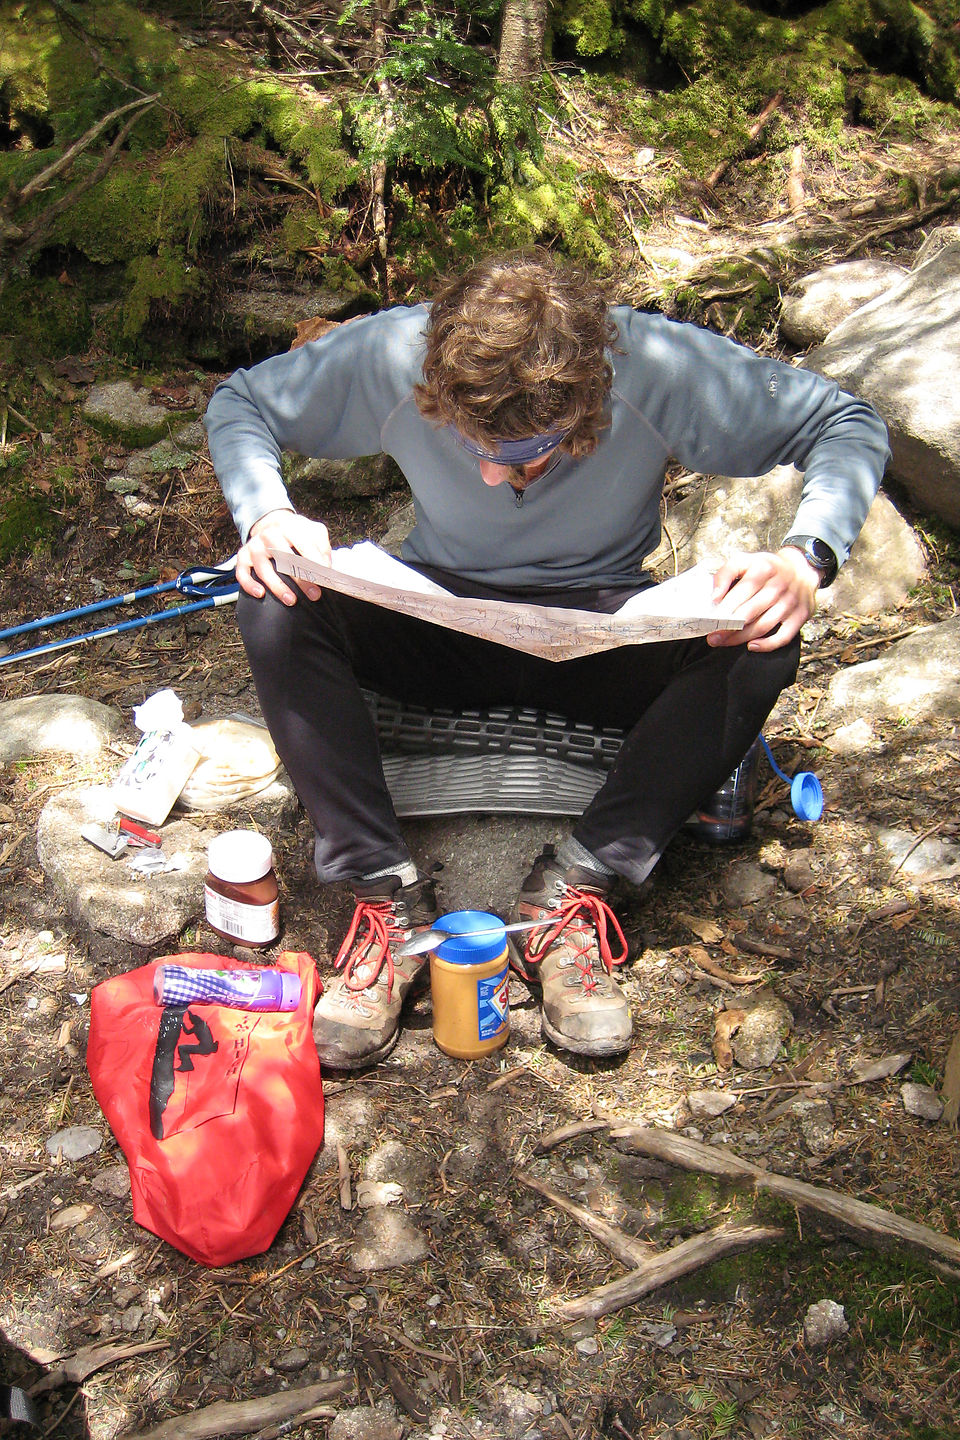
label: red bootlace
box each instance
[334,898,410,999]
[523,885,628,993]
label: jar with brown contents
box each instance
[204,830,280,948]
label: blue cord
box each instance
[760,733,790,784]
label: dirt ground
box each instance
[0,401,959,1440]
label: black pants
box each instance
[237,575,799,889]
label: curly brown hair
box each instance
[415,248,617,459]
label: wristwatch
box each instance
[782,534,838,589]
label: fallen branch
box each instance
[535,1119,610,1151]
[28,1338,168,1397]
[556,1220,783,1321]
[358,1340,429,1422]
[705,92,783,189]
[121,1378,353,1440]
[609,1125,960,1269]
[517,1172,654,1268]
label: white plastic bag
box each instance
[111,689,201,825]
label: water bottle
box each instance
[153,964,301,1012]
[690,739,760,844]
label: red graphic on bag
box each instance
[87,951,323,1267]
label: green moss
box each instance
[122,250,206,339]
[1,276,92,353]
[557,0,623,56]
[0,450,70,562]
[491,156,615,266]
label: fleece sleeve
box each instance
[203,308,426,542]
[615,309,890,566]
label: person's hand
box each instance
[236,509,332,605]
[706,547,820,651]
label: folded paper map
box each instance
[273,543,745,662]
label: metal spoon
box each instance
[395,917,551,959]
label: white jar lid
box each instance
[207,830,273,883]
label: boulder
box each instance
[804,238,960,530]
[0,695,122,764]
[780,259,907,348]
[820,617,960,728]
[83,381,196,448]
[214,284,374,362]
[286,451,406,502]
[37,785,213,945]
[646,465,925,616]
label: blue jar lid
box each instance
[434,910,506,965]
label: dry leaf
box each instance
[852,1051,912,1084]
[679,913,724,944]
[56,1020,73,1050]
[942,1026,960,1129]
[356,1180,403,1209]
[889,911,916,931]
[49,1202,96,1231]
[713,1009,746,1070]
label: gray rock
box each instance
[377,499,416,555]
[275,1346,309,1372]
[900,1082,944,1122]
[792,1097,835,1152]
[780,259,907,347]
[821,618,960,728]
[783,850,818,894]
[574,1336,599,1356]
[125,433,203,478]
[91,1163,132,1199]
[214,1337,253,1377]
[686,1089,737,1120]
[823,718,882,756]
[348,1207,430,1271]
[288,451,406,502]
[645,465,925,618]
[721,861,777,908]
[803,1298,849,1347]
[46,1125,102,1160]
[216,285,369,359]
[363,1140,432,1205]
[37,785,212,945]
[83,381,189,448]
[805,239,960,530]
[730,990,794,1070]
[329,1404,403,1440]
[0,696,122,764]
[877,828,960,883]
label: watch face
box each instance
[808,539,833,567]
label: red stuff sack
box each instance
[87,951,323,1267]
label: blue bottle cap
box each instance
[791,771,824,822]
[434,910,507,965]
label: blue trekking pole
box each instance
[0,561,237,643]
[0,563,238,670]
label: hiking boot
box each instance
[508,846,632,1057]
[312,872,438,1069]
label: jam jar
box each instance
[204,830,280,948]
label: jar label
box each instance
[476,966,509,1041]
[204,885,279,944]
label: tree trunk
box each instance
[496,0,548,84]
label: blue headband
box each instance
[450,427,568,465]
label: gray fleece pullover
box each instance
[204,304,889,590]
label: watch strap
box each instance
[782,534,838,588]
